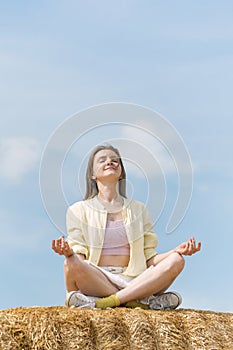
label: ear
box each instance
[92,175,96,180]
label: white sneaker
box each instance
[66,291,97,308]
[149,291,182,310]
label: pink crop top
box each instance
[101,220,130,256]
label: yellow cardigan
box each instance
[66,196,158,277]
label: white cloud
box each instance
[0,137,40,183]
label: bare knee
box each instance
[64,255,86,274]
[171,252,185,274]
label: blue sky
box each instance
[0,1,233,312]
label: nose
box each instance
[106,158,113,165]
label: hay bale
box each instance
[0,306,232,350]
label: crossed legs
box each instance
[64,252,185,304]
[116,252,184,303]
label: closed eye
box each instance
[97,157,119,164]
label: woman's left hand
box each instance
[52,235,74,257]
[174,236,201,256]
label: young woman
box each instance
[52,144,201,310]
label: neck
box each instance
[97,182,120,203]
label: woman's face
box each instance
[92,149,122,183]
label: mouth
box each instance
[104,166,116,171]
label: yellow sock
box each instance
[95,295,121,309]
[124,301,149,310]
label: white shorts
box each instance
[86,261,153,303]
[87,261,135,289]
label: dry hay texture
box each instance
[0,307,232,350]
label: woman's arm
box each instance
[66,206,89,258]
[147,236,201,267]
[142,205,159,261]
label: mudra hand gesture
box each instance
[52,236,74,258]
[174,237,201,256]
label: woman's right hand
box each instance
[52,235,74,257]
[174,236,201,256]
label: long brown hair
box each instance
[84,144,127,200]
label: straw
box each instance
[0,307,232,349]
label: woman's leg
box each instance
[64,254,119,296]
[116,252,185,304]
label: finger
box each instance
[190,237,196,246]
[60,236,64,249]
[52,246,60,254]
[191,241,201,254]
[57,237,64,248]
[192,239,201,251]
[187,241,194,255]
[180,242,189,255]
[64,242,69,251]
[188,238,194,250]
[64,240,71,248]
[52,240,60,251]
[51,240,55,249]
[191,237,196,245]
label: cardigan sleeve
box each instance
[66,205,89,258]
[142,205,158,260]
